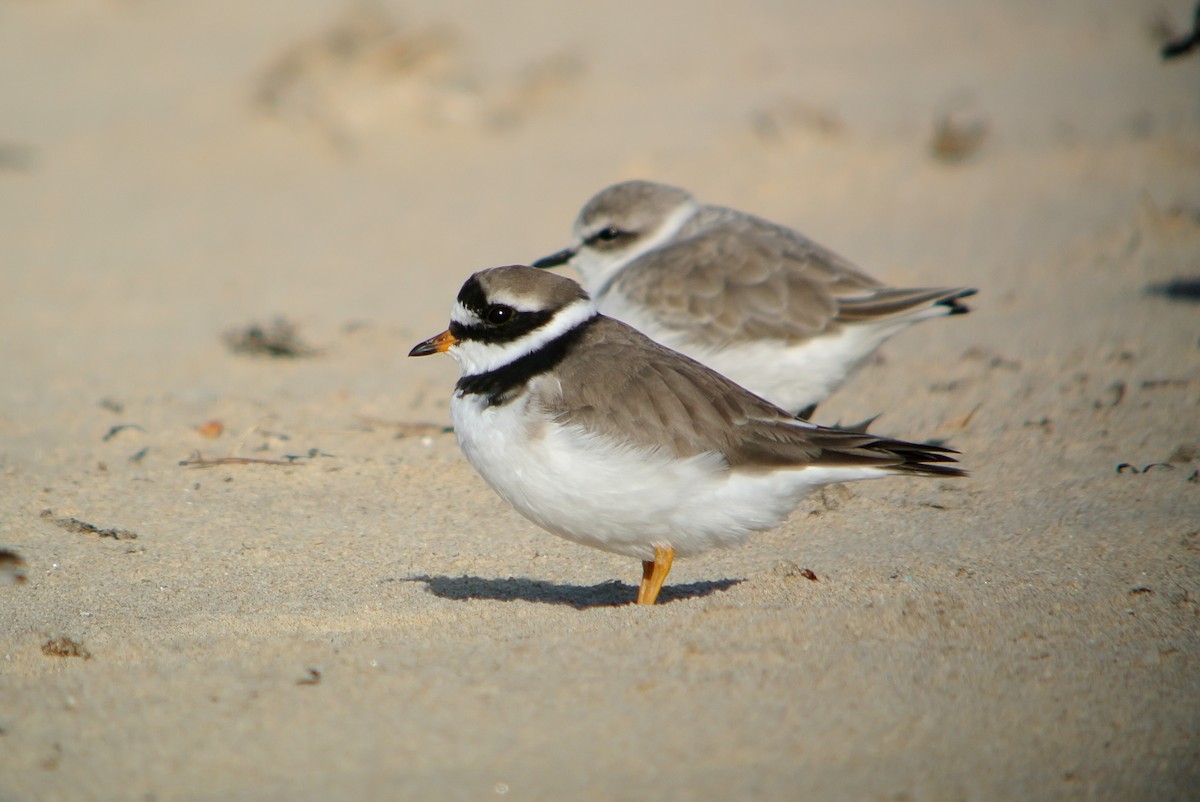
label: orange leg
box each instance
[636,546,675,605]
[638,559,655,603]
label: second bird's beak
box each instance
[408,329,457,357]
[531,247,576,269]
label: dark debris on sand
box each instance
[224,318,317,358]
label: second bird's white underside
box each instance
[451,382,890,561]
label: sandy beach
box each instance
[2,1,1198,799]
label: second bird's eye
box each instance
[595,226,622,242]
[485,305,515,326]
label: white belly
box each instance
[450,387,886,560]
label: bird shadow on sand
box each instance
[399,574,742,608]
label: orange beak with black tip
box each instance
[408,329,457,357]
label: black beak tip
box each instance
[532,248,575,269]
[408,342,433,357]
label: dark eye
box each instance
[485,305,515,326]
[595,226,622,242]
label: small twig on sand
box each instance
[40,509,138,540]
[355,416,452,437]
[178,451,301,468]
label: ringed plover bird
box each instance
[409,266,965,605]
[534,180,976,419]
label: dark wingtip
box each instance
[918,463,969,478]
[903,449,968,478]
[839,413,882,434]
[532,248,576,269]
[887,437,968,477]
[939,288,978,316]
[1160,4,1200,60]
[1144,276,1200,302]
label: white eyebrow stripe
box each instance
[450,301,482,327]
[449,297,597,376]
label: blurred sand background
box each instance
[2,0,1199,799]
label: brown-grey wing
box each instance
[538,318,784,460]
[610,214,885,347]
[541,318,963,475]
